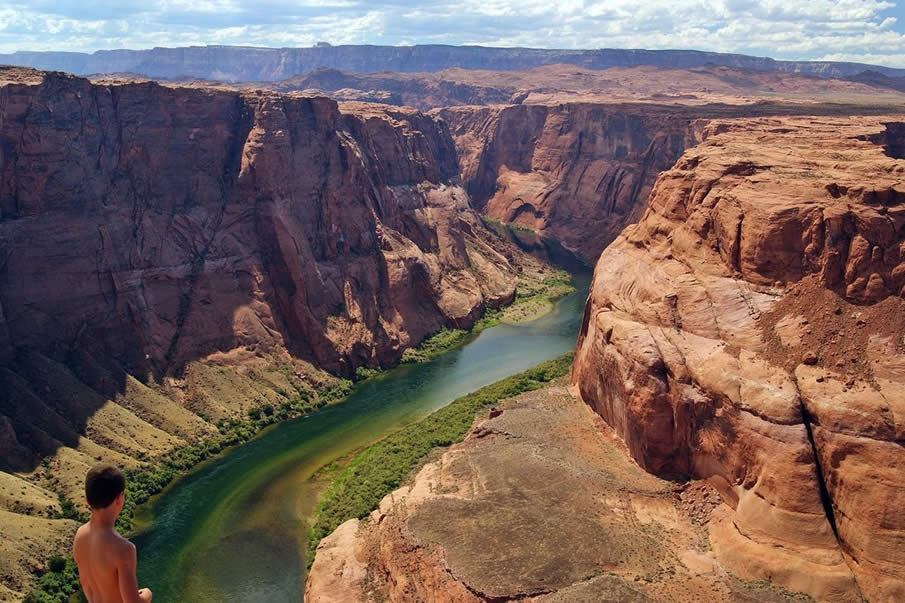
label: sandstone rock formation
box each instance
[437,103,701,261]
[571,115,905,602]
[306,382,823,602]
[0,68,525,381]
[437,98,905,263]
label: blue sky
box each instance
[2,1,905,67]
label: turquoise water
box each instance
[134,273,589,602]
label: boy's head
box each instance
[85,464,126,511]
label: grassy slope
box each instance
[24,272,575,602]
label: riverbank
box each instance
[306,378,816,603]
[307,353,573,563]
[20,270,587,603]
[398,268,575,364]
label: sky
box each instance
[1,0,904,67]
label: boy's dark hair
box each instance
[85,464,125,510]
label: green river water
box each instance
[133,273,589,602]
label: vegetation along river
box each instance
[133,272,590,602]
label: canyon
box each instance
[307,115,905,603]
[243,64,905,260]
[2,51,905,603]
[0,65,551,599]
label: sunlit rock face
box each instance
[572,115,905,602]
[436,103,701,262]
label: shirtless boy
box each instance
[72,464,152,603]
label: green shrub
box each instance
[47,556,66,573]
[54,496,86,522]
[400,347,428,364]
[354,366,382,381]
[24,557,84,603]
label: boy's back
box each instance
[73,464,152,603]
[73,522,143,603]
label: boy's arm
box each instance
[117,542,151,603]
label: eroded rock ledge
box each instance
[572,115,905,602]
[307,382,821,602]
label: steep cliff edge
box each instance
[0,67,525,379]
[572,115,905,601]
[0,66,547,598]
[307,380,828,603]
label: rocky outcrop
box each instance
[4,45,905,82]
[307,382,826,603]
[571,115,905,602]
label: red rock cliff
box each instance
[436,103,706,261]
[0,68,522,379]
[572,115,905,602]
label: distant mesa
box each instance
[2,44,905,82]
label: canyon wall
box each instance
[0,68,523,379]
[3,45,905,82]
[0,66,543,473]
[437,103,702,261]
[437,102,905,263]
[571,115,905,602]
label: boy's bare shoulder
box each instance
[73,523,90,544]
[110,531,136,557]
[73,524,134,552]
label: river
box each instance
[133,272,589,602]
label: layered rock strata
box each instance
[0,68,525,380]
[572,115,905,602]
[4,45,905,81]
[437,103,700,261]
[437,102,905,263]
